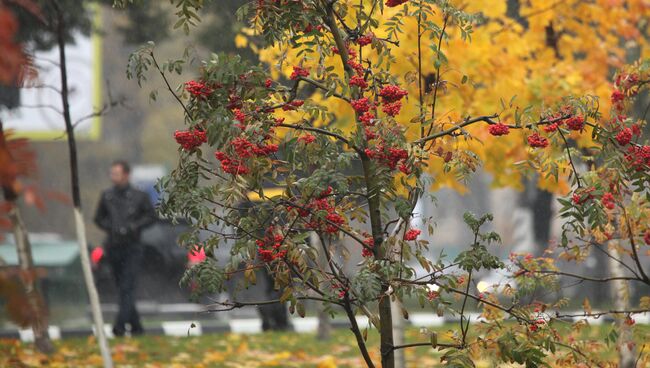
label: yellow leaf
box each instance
[235,34,248,48]
[317,355,337,368]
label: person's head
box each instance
[110,160,130,188]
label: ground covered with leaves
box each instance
[0,324,648,367]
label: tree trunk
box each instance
[609,241,636,368]
[391,299,405,368]
[53,3,113,367]
[74,207,113,367]
[6,196,54,354]
[361,157,394,368]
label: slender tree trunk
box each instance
[53,3,113,367]
[0,121,53,353]
[609,241,635,368]
[390,299,405,368]
[362,157,394,368]
[7,204,55,354]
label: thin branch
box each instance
[415,114,499,144]
[622,206,650,284]
[555,308,650,319]
[414,114,570,145]
[558,129,582,188]
[391,341,460,351]
[149,51,192,118]
[423,15,449,150]
[521,268,641,283]
[577,237,641,278]
[299,77,351,102]
[21,83,61,94]
[18,104,63,115]
[275,123,361,153]
[205,296,343,312]
[343,296,376,368]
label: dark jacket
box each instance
[94,184,156,247]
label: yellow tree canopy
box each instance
[239,0,650,193]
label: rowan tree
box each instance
[120,0,650,366]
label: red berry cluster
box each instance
[624,145,650,171]
[289,187,347,234]
[215,152,249,175]
[185,80,214,99]
[381,101,402,117]
[426,290,439,301]
[231,136,279,158]
[349,75,368,90]
[611,89,625,112]
[404,228,420,241]
[290,65,310,80]
[359,111,375,125]
[282,100,305,111]
[612,118,641,146]
[571,187,595,205]
[528,318,546,332]
[365,143,409,172]
[488,123,509,136]
[612,73,641,112]
[527,133,549,148]
[372,85,408,117]
[347,59,365,76]
[351,97,373,114]
[601,192,616,210]
[302,23,324,33]
[174,129,207,151]
[298,134,316,144]
[356,32,374,46]
[543,122,560,133]
[332,283,349,299]
[565,116,585,131]
[386,0,409,7]
[332,45,357,58]
[616,127,633,146]
[379,85,408,103]
[233,109,247,126]
[256,228,287,262]
[538,112,587,137]
[361,233,374,258]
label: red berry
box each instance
[527,133,549,148]
[616,127,633,146]
[565,116,585,131]
[404,228,421,241]
[386,0,408,7]
[290,66,310,80]
[488,123,509,136]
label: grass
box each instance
[1,323,649,367]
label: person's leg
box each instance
[108,250,127,337]
[124,247,143,334]
[273,301,291,331]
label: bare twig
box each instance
[149,51,192,117]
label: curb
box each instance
[0,311,636,342]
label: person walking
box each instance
[94,160,155,337]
